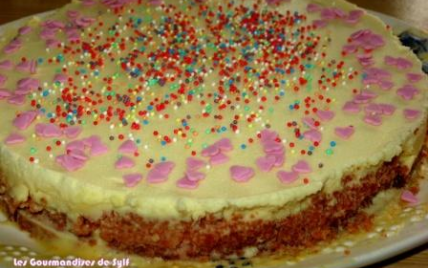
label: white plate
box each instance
[0,8,427,268]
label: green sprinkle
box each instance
[148,78,158,86]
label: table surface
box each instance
[0,0,427,268]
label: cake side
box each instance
[0,137,425,259]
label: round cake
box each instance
[0,0,427,261]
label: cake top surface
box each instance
[0,0,426,219]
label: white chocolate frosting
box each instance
[0,0,426,221]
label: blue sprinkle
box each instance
[240,144,247,149]
[330,141,337,147]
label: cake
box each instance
[0,0,426,262]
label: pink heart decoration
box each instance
[201,144,220,157]
[379,103,396,116]
[364,114,382,126]
[306,3,322,13]
[176,177,199,189]
[0,74,7,86]
[123,173,143,188]
[266,0,290,5]
[115,156,135,169]
[186,157,205,170]
[16,60,37,74]
[364,103,382,114]
[68,149,88,161]
[270,152,285,167]
[401,190,418,205]
[147,169,169,183]
[56,154,86,171]
[0,89,11,100]
[357,54,374,67]
[397,85,420,100]
[303,129,322,143]
[302,117,317,129]
[256,155,276,172]
[292,160,312,174]
[344,10,364,24]
[54,73,68,83]
[0,60,13,70]
[214,138,233,151]
[148,0,164,6]
[406,73,423,83]
[90,141,109,156]
[17,77,40,91]
[335,126,355,139]
[19,26,32,35]
[66,140,85,151]
[13,111,38,130]
[343,43,358,54]
[64,126,82,139]
[230,166,255,182]
[313,19,328,28]
[83,135,100,147]
[378,80,394,91]
[4,39,22,54]
[82,0,97,6]
[343,101,360,114]
[118,140,138,154]
[263,140,284,154]
[154,161,175,175]
[46,39,60,48]
[209,152,229,165]
[8,94,26,106]
[316,110,335,122]
[185,170,206,182]
[277,170,299,184]
[385,56,413,69]
[403,109,421,120]
[35,123,63,138]
[84,136,109,156]
[260,129,278,143]
[4,133,25,145]
[353,94,373,104]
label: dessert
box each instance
[0,0,426,261]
